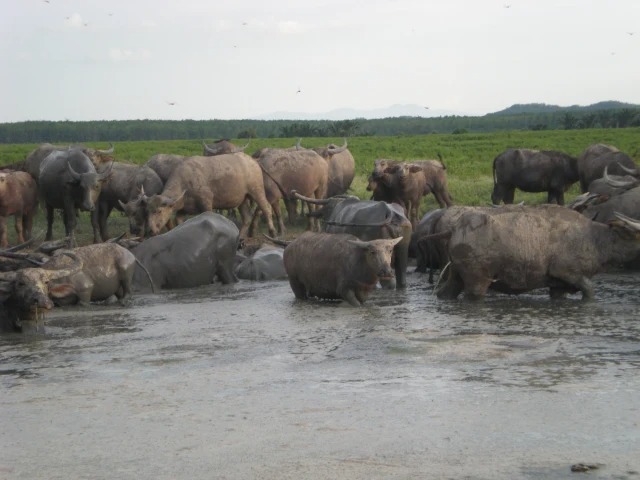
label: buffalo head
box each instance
[67,161,113,211]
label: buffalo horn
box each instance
[617,163,639,177]
[232,142,250,153]
[291,190,330,205]
[97,143,114,155]
[327,138,348,154]
[67,162,81,181]
[203,141,222,155]
[612,212,640,232]
[603,165,636,188]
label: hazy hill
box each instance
[256,103,467,121]
[488,101,640,116]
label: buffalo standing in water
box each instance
[283,232,401,306]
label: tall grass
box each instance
[1,128,638,245]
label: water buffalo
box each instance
[283,231,402,306]
[129,212,238,290]
[294,193,412,289]
[576,144,637,192]
[202,139,249,156]
[38,148,112,241]
[371,158,453,208]
[251,148,329,233]
[491,149,579,205]
[142,153,276,238]
[412,208,448,280]
[0,252,82,330]
[0,171,38,247]
[91,162,163,242]
[310,140,355,198]
[235,245,287,281]
[435,205,640,301]
[145,154,186,184]
[24,143,114,182]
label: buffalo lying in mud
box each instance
[130,212,239,291]
[432,204,640,301]
[294,193,412,289]
[283,231,401,306]
[491,148,578,205]
[235,245,287,281]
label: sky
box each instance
[1,0,639,122]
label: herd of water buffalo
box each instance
[0,139,639,330]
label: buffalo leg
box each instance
[99,205,113,242]
[251,194,277,237]
[238,198,253,238]
[288,277,307,300]
[22,212,33,241]
[504,187,515,204]
[13,213,25,244]
[0,217,7,248]
[45,204,55,241]
[342,289,362,307]
[435,265,464,300]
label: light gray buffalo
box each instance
[130,212,239,290]
[491,149,579,205]
[294,193,412,289]
[0,243,140,309]
[38,148,112,240]
[283,231,401,306]
[141,153,276,238]
[310,140,355,198]
[92,162,163,242]
[435,204,640,301]
[251,148,328,233]
[235,245,287,281]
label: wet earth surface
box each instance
[1,269,639,479]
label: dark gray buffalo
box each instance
[491,149,579,205]
[576,144,637,192]
[435,204,640,301]
[283,231,401,306]
[38,148,112,240]
[131,212,239,290]
[235,245,287,281]
[294,193,412,289]
[24,143,114,182]
[92,162,163,242]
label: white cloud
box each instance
[141,19,157,28]
[277,21,307,35]
[108,48,151,62]
[64,13,84,28]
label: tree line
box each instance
[1,108,639,144]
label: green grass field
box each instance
[1,128,639,246]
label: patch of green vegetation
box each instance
[1,128,638,246]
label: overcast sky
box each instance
[1,0,638,122]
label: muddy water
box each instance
[1,270,639,480]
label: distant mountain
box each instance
[488,101,640,116]
[255,103,468,121]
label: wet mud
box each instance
[1,270,639,479]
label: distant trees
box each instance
[1,107,638,143]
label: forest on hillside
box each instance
[1,104,639,144]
